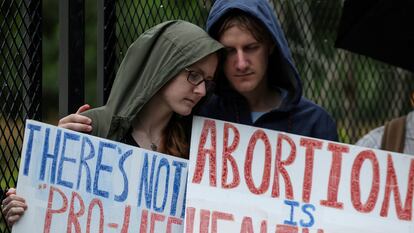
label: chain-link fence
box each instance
[0,0,42,231]
[1,0,413,232]
[101,0,414,144]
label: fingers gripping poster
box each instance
[185,117,414,233]
[13,120,187,233]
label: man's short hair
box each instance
[211,9,273,46]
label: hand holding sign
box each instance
[1,188,27,227]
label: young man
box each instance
[198,0,338,141]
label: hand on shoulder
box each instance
[58,104,93,133]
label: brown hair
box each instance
[212,9,273,46]
[162,114,189,159]
[411,91,414,108]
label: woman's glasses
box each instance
[184,68,214,89]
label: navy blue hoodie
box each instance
[198,0,338,141]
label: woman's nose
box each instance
[193,81,206,96]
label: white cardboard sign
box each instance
[185,117,414,233]
[13,120,188,233]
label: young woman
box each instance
[1,20,223,227]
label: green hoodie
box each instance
[82,20,223,141]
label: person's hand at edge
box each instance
[1,188,27,227]
[58,104,93,133]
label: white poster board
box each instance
[185,117,414,233]
[13,120,188,233]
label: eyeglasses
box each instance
[184,68,214,88]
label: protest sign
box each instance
[185,117,414,233]
[13,120,188,233]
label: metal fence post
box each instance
[97,0,116,106]
[59,0,85,117]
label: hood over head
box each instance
[84,20,223,140]
[206,0,302,110]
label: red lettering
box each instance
[240,217,254,233]
[222,123,240,189]
[300,138,323,202]
[120,205,131,233]
[272,134,295,199]
[211,211,234,233]
[140,210,148,233]
[192,119,217,186]
[185,207,195,233]
[320,143,348,209]
[67,191,85,233]
[200,209,210,233]
[240,217,267,233]
[150,213,165,233]
[276,224,298,233]
[303,229,323,233]
[245,130,272,194]
[44,186,68,233]
[380,155,414,220]
[295,228,324,233]
[260,220,267,233]
[166,217,182,233]
[275,226,324,233]
[86,198,104,233]
[351,150,380,213]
